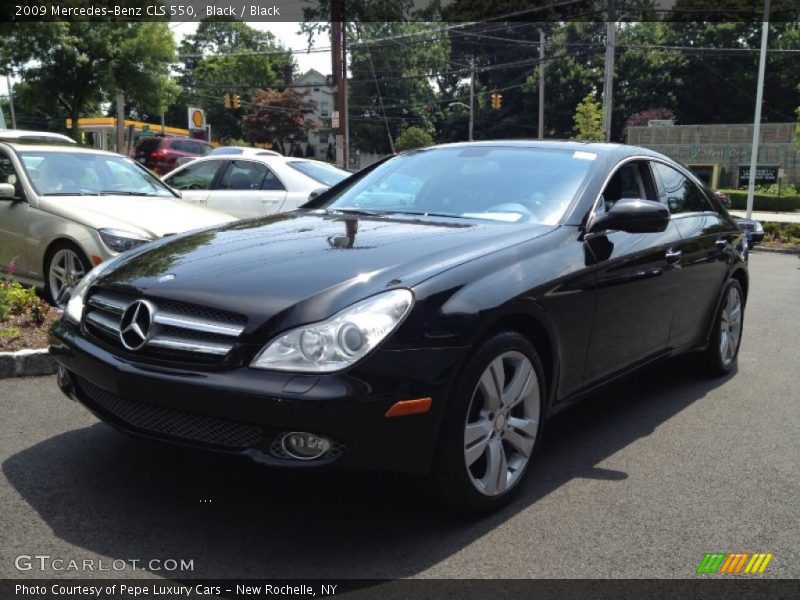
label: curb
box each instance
[0,348,57,379]
[751,246,800,256]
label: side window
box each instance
[261,166,286,191]
[219,160,269,190]
[599,161,654,212]
[165,160,221,190]
[651,162,713,214]
[0,150,22,197]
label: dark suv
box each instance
[134,137,212,174]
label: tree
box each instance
[6,22,177,140]
[169,20,292,141]
[243,89,319,155]
[305,144,316,158]
[571,92,604,141]
[348,22,448,153]
[394,126,434,151]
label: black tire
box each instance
[44,241,92,307]
[431,331,546,513]
[701,279,745,376]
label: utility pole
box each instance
[468,56,475,141]
[331,0,348,169]
[537,29,545,139]
[746,0,771,220]
[6,74,16,129]
[602,0,616,142]
[115,90,125,155]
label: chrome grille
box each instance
[84,289,246,364]
[75,376,264,450]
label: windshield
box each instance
[287,160,350,186]
[316,147,595,224]
[19,151,175,197]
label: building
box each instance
[66,117,193,154]
[627,122,798,189]
[293,69,334,159]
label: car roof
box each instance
[413,140,668,161]
[0,129,77,144]
[209,146,282,156]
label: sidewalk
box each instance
[729,210,800,224]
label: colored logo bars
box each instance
[697,552,773,574]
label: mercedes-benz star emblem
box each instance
[119,300,155,351]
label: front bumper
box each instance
[50,319,464,474]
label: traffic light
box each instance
[490,91,502,110]
[233,94,241,109]
[223,93,231,109]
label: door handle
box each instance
[665,247,682,263]
[715,238,728,249]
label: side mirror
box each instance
[588,198,670,234]
[0,182,16,200]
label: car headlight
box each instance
[251,289,414,373]
[98,228,152,253]
[755,221,764,233]
[64,257,121,324]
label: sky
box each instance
[171,21,332,76]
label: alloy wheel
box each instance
[719,286,743,367]
[464,351,540,496]
[49,249,86,307]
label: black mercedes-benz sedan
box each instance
[50,141,748,512]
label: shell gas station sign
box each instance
[188,107,206,131]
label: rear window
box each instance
[287,160,349,186]
[135,138,161,153]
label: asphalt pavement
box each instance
[1,252,798,580]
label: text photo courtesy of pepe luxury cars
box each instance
[1,3,799,593]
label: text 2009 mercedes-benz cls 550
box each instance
[50,141,748,512]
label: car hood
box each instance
[36,195,235,238]
[99,211,556,332]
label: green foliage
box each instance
[168,21,292,142]
[0,279,51,325]
[7,22,178,139]
[348,22,448,153]
[571,92,604,141]
[755,182,800,196]
[763,222,781,237]
[304,144,316,158]
[394,126,435,151]
[718,189,800,212]
[0,326,21,342]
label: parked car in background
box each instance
[51,141,748,512]
[134,136,213,174]
[734,216,764,246]
[173,146,285,169]
[0,142,234,305]
[0,129,76,145]
[162,155,350,219]
[713,190,731,209]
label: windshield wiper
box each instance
[41,192,97,196]
[391,210,468,219]
[325,208,388,217]
[99,190,158,196]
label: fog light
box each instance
[280,431,331,460]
